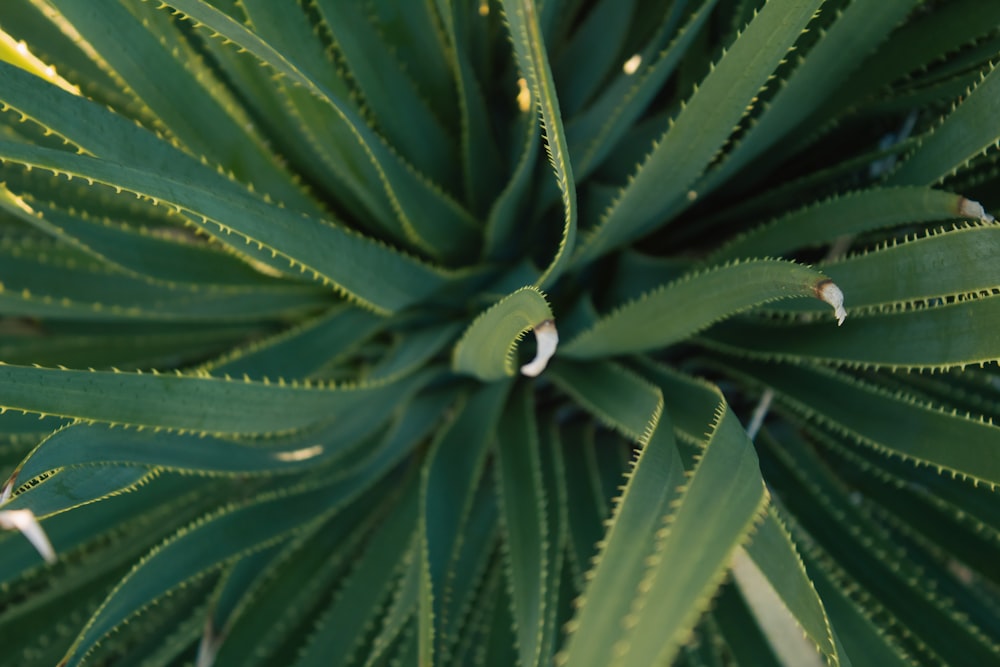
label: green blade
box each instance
[436,473,500,663]
[494,384,548,667]
[369,321,463,382]
[436,0,505,215]
[744,506,847,666]
[484,104,541,261]
[0,475,212,585]
[801,550,912,667]
[554,375,680,667]
[8,422,365,488]
[293,475,420,667]
[39,0,320,214]
[704,294,1000,371]
[188,12,404,244]
[767,222,1000,313]
[889,62,1000,186]
[57,468,396,667]
[710,186,985,263]
[311,0,456,187]
[199,305,384,380]
[559,423,613,589]
[500,0,578,288]
[0,361,434,435]
[562,260,843,359]
[761,426,999,666]
[805,422,1000,586]
[549,359,663,443]
[552,0,637,116]
[0,0,137,113]
[536,418,568,666]
[206,545,285,660]
[0,141,451,314]
[560,364,768,667]
[0,54,325,219]
[724,358,1000,485]
[566,0,719,180]
[361,538,421,667]
[0,324,252,370]
[418,381,511,665]
[571,0,825,266]
[608,367,767,667]
[4,465,154,519]
[0,241,329,322]
[156,0,479,262]
[695,0,920,200]
[0,188,291,288]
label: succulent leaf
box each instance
[562,259,845,359]
[0,2,996,665]
[452,286,554,381]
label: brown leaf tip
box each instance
[814,279,847,326]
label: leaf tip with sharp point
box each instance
[0,509,56,563]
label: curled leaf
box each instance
[452,286,555,382]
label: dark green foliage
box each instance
[0,1,998,665]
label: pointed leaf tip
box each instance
[520,320,559,377]
[0,509,56,563]
[815,280,846,326]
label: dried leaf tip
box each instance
[0,509,56,563]
[815,279,846,326]
[520,320,559,377]
[959,197,995,222]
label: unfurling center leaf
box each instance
[452,286,556,381]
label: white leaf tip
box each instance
[0,509,56,563]
[959,196,995,222]
[815,280,847,325]
[520,320,558,377]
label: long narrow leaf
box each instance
[0,361,433,435]
[555,371,680,667]
[418,381,511,665]
[744,506,847,666]
[562,260,844,359]
[710,186,989,263]
[500,0,578,288]
[495,384,548,667]
[609,366,767,667]
[889,62,1000,186]
[0,141,451,314]
[572,0,825,265]
[724,358,1000,485]
[58,466,399,667]
[156,0,479,261]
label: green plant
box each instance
[0,0,998,665]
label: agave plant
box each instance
[0,0,999,665]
